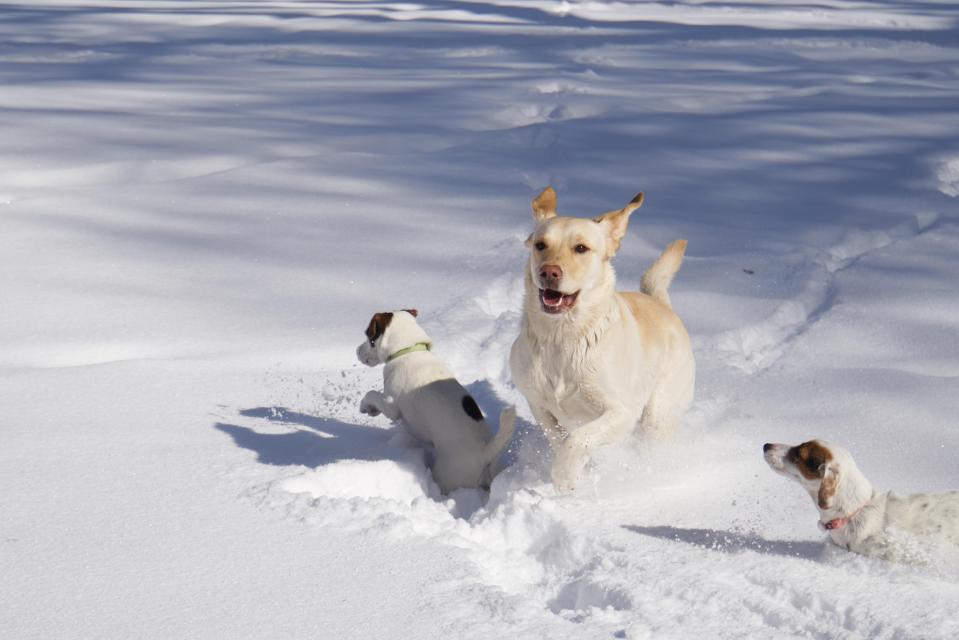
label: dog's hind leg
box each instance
[640,355,695,441]
[640,395,683,441]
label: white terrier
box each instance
[357,309,516,494]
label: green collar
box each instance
[386,341,431,363]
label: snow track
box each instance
[711,211,942,374]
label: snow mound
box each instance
[938,157,959,197]
[280,459,433,503]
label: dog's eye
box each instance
[534,241,547,251]
[574,244,589,254]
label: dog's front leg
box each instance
[551,404,636,491]
[359,390,400,420]
[529,404,565,449]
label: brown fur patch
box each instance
[402,308,418,318]
[788,440,833,480]
[818,466,839,509]
[365,312,393,345]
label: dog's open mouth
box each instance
[539,288,579,314]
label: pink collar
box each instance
[819,501,868,531]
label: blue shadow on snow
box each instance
[214,407,400,469]
[624,525,825,559]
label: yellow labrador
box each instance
[509,187,695,491]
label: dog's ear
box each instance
[594,192,644,254]
[818,462,840,509]
[402,308,418,318]
[532,187,557,221]
[365,312,393,345]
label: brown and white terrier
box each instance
[764,439,959,561]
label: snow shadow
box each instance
[214,405,516,519]
[214,401,518,510]
[213,407,398,469]
[624,525,824,560]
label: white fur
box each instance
[509,188,695,491]
[357,310,516,494]
[765,440,959,562]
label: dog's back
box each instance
[887,491,959,544]
[619,290,691,353]
[395,375,490,450]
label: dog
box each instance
[764,439,959,561]
[356,308,516,494]
[509,187,695,491]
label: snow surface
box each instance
[2,1,959,638]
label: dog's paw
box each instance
[551,437,588,492]
[359,391,383,416]
[360,404,381,417]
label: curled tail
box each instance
[482,405,517,465]
[641,239,687,308]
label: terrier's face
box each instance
[355,309,419,367]
[763,439,853,510]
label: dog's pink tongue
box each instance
[543,289,563,306]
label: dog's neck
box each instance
[386,341,431,362]
[379,323,432,364]
[820,493,875,531]
[816,464,876,535]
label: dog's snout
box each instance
[763,443,773,453]
[539,264,563,287]
[540,264,563,280]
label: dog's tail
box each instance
[641,239,687,308]
[482,405,517,465]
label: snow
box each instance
[2,0,958,638]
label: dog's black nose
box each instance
[763,443,773,453]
